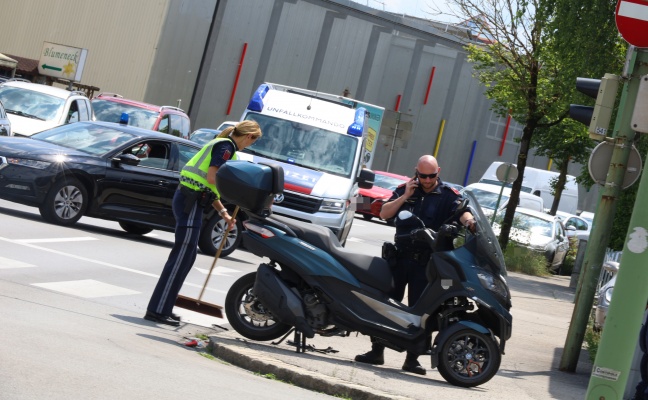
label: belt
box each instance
[178,184,200,196]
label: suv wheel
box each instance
[198,214,243,257]
[39,177,87,225]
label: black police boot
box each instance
[354,343,385,365]
[402,352,426,375]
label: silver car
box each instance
[0,99,11,136]
[492,207,571,271]
[594,261,620,331]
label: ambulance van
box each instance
[236,83,382,244]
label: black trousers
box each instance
[147,189,203,316]
[391,255,428,306]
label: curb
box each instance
[208,335,412,400]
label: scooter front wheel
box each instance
[436,328,501,387]
[225,272,291,341]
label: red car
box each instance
[356,170,410,223]
[92,93,191,140]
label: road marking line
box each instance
[0,256,36,269]
[15,237,98,243]
[195,266,241,276]
[33,279,139,298]
[0,236,226,294]
[347,237,364,243]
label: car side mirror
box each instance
[113,153,141,166]
[357,168,375,189]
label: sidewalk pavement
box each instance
[1,269,594,399]
[207,272,594,400]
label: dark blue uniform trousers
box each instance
[391,257,428,306]
[147,189,202,316]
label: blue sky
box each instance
[348,0,462,22]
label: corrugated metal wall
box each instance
[0,0,170,99]
[189,0,530,185]
[145,0,218,113]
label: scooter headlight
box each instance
[477,270,509,299]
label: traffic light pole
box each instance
[559,48,646,379]
[586,48,648,400]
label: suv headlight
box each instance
[320,198,346,213]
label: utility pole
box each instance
[560,48,646,374]
[585,48,648,400]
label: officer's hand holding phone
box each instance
[404,176,419,198]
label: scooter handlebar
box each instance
[394,228,437,246]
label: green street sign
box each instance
[41,64,62,72]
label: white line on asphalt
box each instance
[15,237,99,243]
[0,256,36,269]
[195,266,241,276]
[346,237,364,243]
[0,236,226,294]
[33,279,140,298]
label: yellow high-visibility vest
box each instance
[180,137,238,197]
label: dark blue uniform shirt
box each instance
[390,178,464,242]
[209,138,238,168]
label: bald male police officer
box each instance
[355,155,476,375]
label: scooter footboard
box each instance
[254,264,314,338]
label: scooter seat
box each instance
[268,215,394,294]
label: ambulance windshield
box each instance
[243,113,358,178]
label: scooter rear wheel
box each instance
[225,272,291,341]
[436,328,501,387]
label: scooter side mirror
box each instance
[396,210,425,228]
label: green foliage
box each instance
[559,238,579,276]
[459,0,626,248]
[530,0,625,214]
[584,323,601,363]
[503,245,550,276]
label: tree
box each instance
[533,0,626,216]
[430,0,624,248]
[431,0,568,248]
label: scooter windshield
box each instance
[463,191,508,277]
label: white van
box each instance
[478,162,579,214]
[236,83,383,243]
[462,182,545,217]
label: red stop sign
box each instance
[616,0,648,47]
